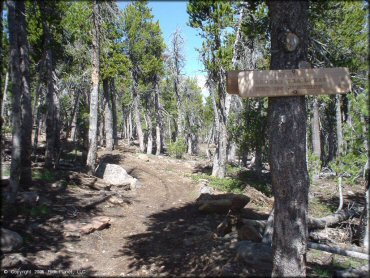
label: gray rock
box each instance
[200,184,213,194]
[1,253,29,268]
[236,241,272,273]
[129,178,141,190]
[1,228,23,253]
[95,163,130,186]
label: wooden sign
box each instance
[226,67,351,98]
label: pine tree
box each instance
[86,0,100,174]
[188,1,234,178]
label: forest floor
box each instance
[1,140,368,277]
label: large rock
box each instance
[1,228,23,253]
[235,241,272,275]
[95,163,130,185]
[95,163,141,191]
[196,193,251,213]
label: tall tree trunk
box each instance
[127,110,132,145]
[132,70,145,152]
[86,0,100,174]
[0,0,3,130]
[52,71,61,168]
[69,89,80,140]
[174,78,183,140]
[171,29,185,141]
[336,94,343,156]
[18,0,32,185]
[267,1,310,276]
[210,75,227,178]
[111,79,118,146]
[1,71,8,120]
[103,78,113,151]
[154,79,163,155]
[7,0,22,203]
[146,112,153,155]
[312,97,321,159]
[66,89,79,139]
[33,83,44,155]
[40,2,59,169]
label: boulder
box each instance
[1,228,23,253]
[196,193,251,213]
[95,163,131,186]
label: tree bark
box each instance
[103,78,113,151]
[209,78,226,178]
[86,0,100,174]
[336,94,343,156]
[154,79,163,155]
[171,29,185,141]
[312,97,321,159]
[17,0,32,186]
[40,1,60,169]
[7,0,22,203]
[33,83,44,155]
[132,70,145,152]
[66,89,80,139]
[110,79,118,146]
[145,93,153,155]
[267,1,310,276]
[0,0,3,129]
[70,89,80,141]
[1,71,8,119]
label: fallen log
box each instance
[308,209,356,229]
[307,242,369,260]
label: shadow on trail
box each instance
[116,202,227,276]
[1,170,106,275]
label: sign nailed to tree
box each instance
[226,67,351,98]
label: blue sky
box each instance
[117,1,208,95]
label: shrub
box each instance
[167,138,187,159]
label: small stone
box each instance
[51,180,65,190]
[109,195,125,205]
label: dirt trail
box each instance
[81,147,200,276]
[24,145,225,277]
